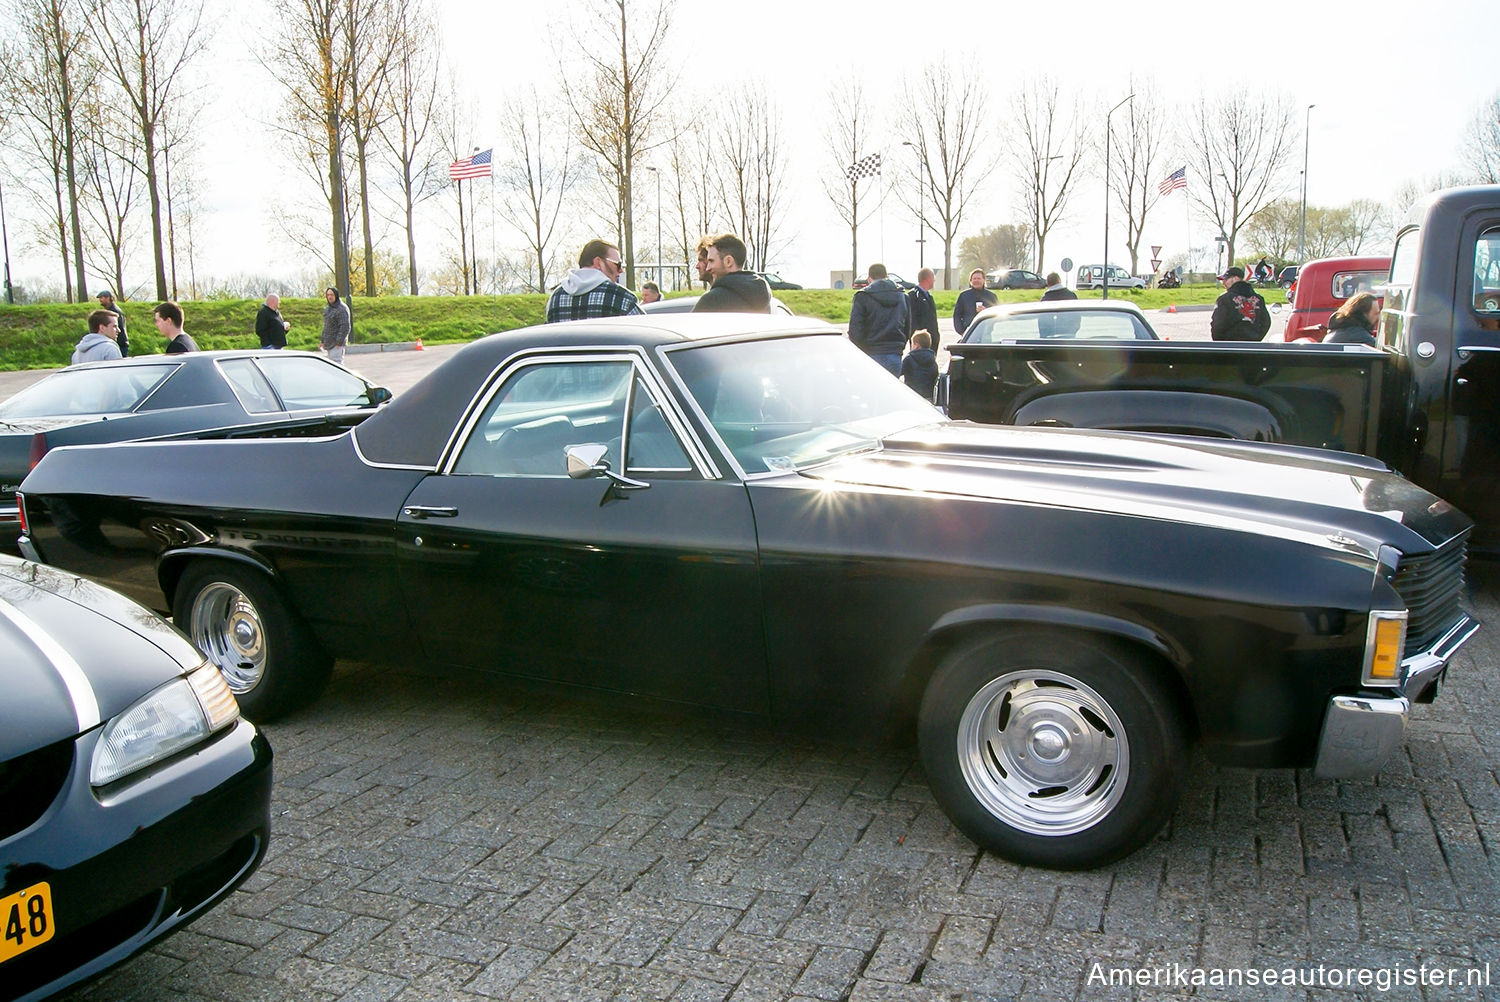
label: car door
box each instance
[395,352,769,712]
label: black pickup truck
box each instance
[944,185,1500,551]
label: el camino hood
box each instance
[0,557,203,760]
[807,423,1470,556]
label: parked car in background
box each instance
[1075,264,1146,290]
[852,273,916,291]
[1279,264,1300,289]
[0,554,271,1000]
[1283,255,1391,341]
[753,272,802,290]
[0,351,391,550]
[16,314,1478,869]
[985,268,1046,290]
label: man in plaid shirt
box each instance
[546,240,645,322]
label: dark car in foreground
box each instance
[0,351,391,546]
[16,315,1477,869]
[0,555,270,1001]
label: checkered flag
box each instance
[846,152,882,181]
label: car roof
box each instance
[354,315,836,468]
[62,348,329,372]
[976,299,1148,319]
[1296,255,1391,275]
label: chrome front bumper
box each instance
[1314,613,1479,780]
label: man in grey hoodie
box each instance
[72,309,123,364]
[848,263,910,375]
[546,240,644,322]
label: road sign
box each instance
[1151,245,1162,258]
[1060,257,1073,272]
[1150,258,1161,271]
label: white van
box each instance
[1076,264,1146,290]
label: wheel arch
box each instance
[158,547,282,610]
[887,604,1199,743]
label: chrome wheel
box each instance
[956,669,1129,837]
[188,581,267,694]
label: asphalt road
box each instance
[32,303,1499,1002]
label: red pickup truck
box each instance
[1283,254,1391,340]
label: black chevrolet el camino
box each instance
[15,315,1479,869]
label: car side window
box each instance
[452,360,631,477]
[1474,227,1500,318]
[625,373,691,474]
[256,355,375,409]
[219,359,283,414]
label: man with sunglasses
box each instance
[72,309,124,364]
[546,239,644,322]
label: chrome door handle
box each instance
[402,505,459,519]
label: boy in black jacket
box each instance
[900,329,939,402]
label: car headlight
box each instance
[91,664,241,786]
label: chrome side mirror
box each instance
[565,443,649,490]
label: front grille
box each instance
[1390,532,1469,657]
[0,739,74,841]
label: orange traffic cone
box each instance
[414,337,424,350]
[1166,305,1177,313]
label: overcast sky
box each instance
[4,0,1495,295]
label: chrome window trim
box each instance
[349,432,434,472]
[438,347,718,480]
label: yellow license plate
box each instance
[1,882,55,964]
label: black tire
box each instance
[172,560,333,721]
[918,629,1187,869]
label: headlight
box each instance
[91,664,240,786]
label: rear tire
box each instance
[918,629,1186,869]
[173,561,332,720]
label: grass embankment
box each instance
[0,284,1226,371]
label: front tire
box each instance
[918,629,1187,869]
[173,561,332,720]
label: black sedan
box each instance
[986,268,1046,290]
[961,300,1162,342]
[0,351,391,544]
[0,555,270,999]
[15,315,1477,869]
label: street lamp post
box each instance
[901,140,925,272]
[0,174,14,305]
[1299,104,1314,264]
[1102,93,1134,300]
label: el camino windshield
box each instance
[0,364,174,418]
[669,335,941,475]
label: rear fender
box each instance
[158,546,280,609]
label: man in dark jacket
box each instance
[96,288,129,356]
[693,233,772,313]
[953,268,998,337]
[1210,266,1272,341]
[907,267,939,352]
[1040,272,1077,301]
[849,263,909,374]
[256,294,290,349]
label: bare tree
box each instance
[343,0,395,297]
[1184,91,1297,267]
[662,117,715,290]
[1107,82,1168,276]
[820,80,884,280]
[1461,91,1500,184]
[90,0,209,301]
[898,62,993,289]
[712,84,789,272]
[7,0,89,300]
[262,0,354,297]
[376,0,442,294]
[1006,77,1087,274]
[77,95,139,295]
[496,89,577,293]
[560,0,677,291]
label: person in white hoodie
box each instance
[71,309,124,365]
[545,240,644,322]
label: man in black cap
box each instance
[1210,266,1271,341]
[96,288,129,356]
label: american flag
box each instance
[449,148,493,181]
[846,152,882,181]
[1158,165,1187,196]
